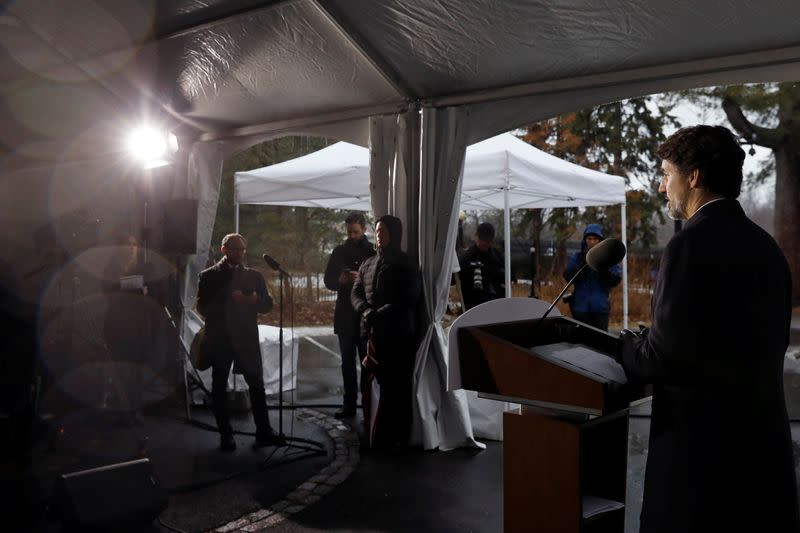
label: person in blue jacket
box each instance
[562,224,621,331]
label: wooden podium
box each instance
[457,315,639,533]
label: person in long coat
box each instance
[351,215,420,449]
[618,125,798,533]
[197,233,281,451]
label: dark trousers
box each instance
[362,338,414,449]
[337,333,365,410]
[572,311,609,332]
[211,351,272,437]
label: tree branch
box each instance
[722,97,784,149]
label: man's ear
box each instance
[688,168,702,189]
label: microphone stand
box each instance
[530,263,588,334]
[270,262,325,455]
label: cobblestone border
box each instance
[210,409,360,533]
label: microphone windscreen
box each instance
[262,253,280,270]
[586,238,626,271]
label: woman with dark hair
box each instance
[351,215,421,449]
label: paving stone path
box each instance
[209,409,359,533]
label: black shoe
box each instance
[334,407,357,419]
[220,433,236,452]
[253,429,286,448]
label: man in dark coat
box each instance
[563,223,622,331]
[618,125,798,532]
[197,233,282,451]
[351,215,421,449]
[323,212,375,419]
[458,222,505,310]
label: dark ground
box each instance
[8,323,800,533]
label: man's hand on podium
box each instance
[617,324,649,364]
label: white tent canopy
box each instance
[459,133,624,210]
[234,132,629,325]
[235,133,624,210]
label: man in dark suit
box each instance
[618,126,798,532]
[197,233,282,451]
[323,213,375,419]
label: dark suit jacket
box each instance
[197,259,272,374]
[621,199,798,532]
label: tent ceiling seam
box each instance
[156,0,300,42]
[199,102,408,142]
[310,0,415,99]
[426,43,800,108]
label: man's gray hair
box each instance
[221,233,246,247]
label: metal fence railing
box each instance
[263,272,337,303]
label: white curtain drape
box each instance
[411,106,482,450]
[393,108,421,255]
[368,115,397,219]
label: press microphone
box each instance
[585,238,626,272]
[262,253,290,277]
[533,238,626,331]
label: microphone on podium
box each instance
[262,253,291,277]
[533,238,626,330]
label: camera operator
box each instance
[563,224,621,331]
[323,213,375,419]
[458,222,505,310]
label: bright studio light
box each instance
[128,126,169,168]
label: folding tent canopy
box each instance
[234,133,629,325]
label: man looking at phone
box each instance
[324,213,375,419]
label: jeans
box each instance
[338,333,366,410]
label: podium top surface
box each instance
[454,315,629,415]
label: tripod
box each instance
[270,263,325,455]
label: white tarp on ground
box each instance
[184,314,298,403]
[235,133,625,210]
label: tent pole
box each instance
[504,179,512,298]
[234,202,240,234]
[621,201,628,330]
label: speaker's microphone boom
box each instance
[533,238,626,331]
[262,253,290,277]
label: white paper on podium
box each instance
[533,342,626,384]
